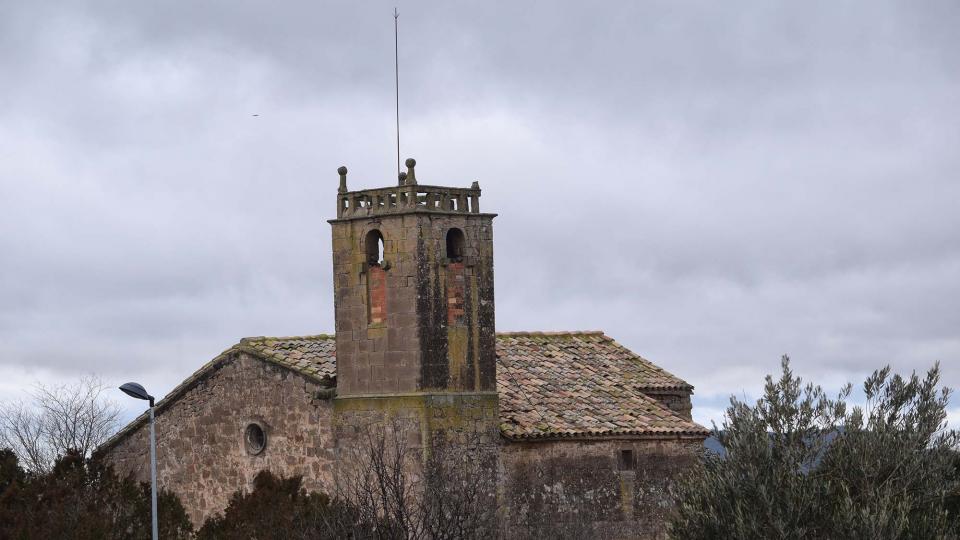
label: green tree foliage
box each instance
[0,448,24,496]
[196,470,369,540]
[0,449,192,540]
[670,356,960,539]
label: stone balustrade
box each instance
[336,184,481,218]
[334,159,481,219]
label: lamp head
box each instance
[120,382,154,406]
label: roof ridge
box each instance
[495,330,607,337]
[236,332,612,341]
[240,334,335,343]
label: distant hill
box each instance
[703,435,725,456]
[701,431,841,463]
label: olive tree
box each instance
[670,356,960,539]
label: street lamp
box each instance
[120,382,158,540]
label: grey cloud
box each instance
[1,0,958,427]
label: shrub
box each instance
[0,448,192,540]
[197,470,368,540]
[670,357,960,539]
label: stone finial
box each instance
[398,171,407,186]
[405,158,417,185]
[337,166,348,193]
[471,181,480,190]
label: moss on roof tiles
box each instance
[494,331,706,439]
[240,335,336,382]
[100,331,706,454]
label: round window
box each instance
[244,423,266,455]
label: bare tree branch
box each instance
[0,400,53,474]
[0,375,121,474]
[334,418,498,539]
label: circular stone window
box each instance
[244,423,267,455]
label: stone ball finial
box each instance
[337,165,348,193]
[405,157,417,185]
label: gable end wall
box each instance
[100,353,335,526]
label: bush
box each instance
[670,357,960,539]
[0,448,192,540]
[0,448,24,495]
[197,470,368,540]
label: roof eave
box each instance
[94,343,333,456]
[500,430,710,443]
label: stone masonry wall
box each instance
[645,392,694,421]
[499,437,701,539]
[101,353,335,527]
[331,212,495,396]
[333,393,500,448]
[332,393,502,528]
[333,392,500,473]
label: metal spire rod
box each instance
[394,7,401,178]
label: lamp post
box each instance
[120,382,158,540]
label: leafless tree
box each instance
[332,418,498,540]
[421,436,498,540]
[0,401,49,474]
[0,375,121,474]
[340,417,424,539]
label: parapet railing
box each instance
[336,185,481,219]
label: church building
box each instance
[99,159,708,538]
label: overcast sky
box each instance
[2,1,958,429]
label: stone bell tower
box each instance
[329,158,498,455]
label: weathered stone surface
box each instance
[330,211,497,396]
[500,438,701,539]
[334,393,500,450]
[101,352,334,526]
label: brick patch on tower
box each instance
[447,262,465,325]
[368,265,387,325]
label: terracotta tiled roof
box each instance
[240,331,705,439]
[495,331,706,439]
[497,331,692,391]
[240,335,336,382]
[99,331,705,453]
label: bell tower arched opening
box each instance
[365,229,385,266]
[446,228,465,262]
